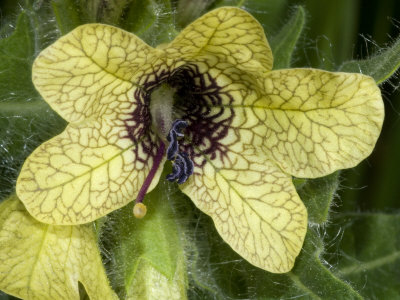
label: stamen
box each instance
[166,119,194,184]
[170,119,187,137]
[180,152,194,177]
[176,153,194,184]
[166,130,179,160]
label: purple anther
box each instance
[165,119,194,184]
[170,119,188,137]
[166,131,179,160]
[177,153,194,184]
[166,152,194,184]
[166,163,181,182]
[180,152,194,177]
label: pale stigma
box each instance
[150,83,176,139]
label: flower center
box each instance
[149,84,194,184]
[133,83,195,218]
[129,64,236,218]
[165,120,194,184]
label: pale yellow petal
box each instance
[33,23,160,123]
[211,68,383,178]
[0,195,118,300]
[176,63,307,271]
[258,69,384,177]
[16,113,164,225]
[181,150,307,273]
[167,7,273,75]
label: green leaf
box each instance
[0,12,36,103]
[175,0,213,29]
[270,6,306,69]
[77,0,132,25]
[0,11,65,200]
[189,214,362,299]
[296,172,340,224]
[287,229,362,300]
[102,172,188,299]
[121,0,178,46]
[339,37,400,84]
[51,0,83,34]
[0,195,118,299]
[329,213,400,299]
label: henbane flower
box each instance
[16,7,384,273]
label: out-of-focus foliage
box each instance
[0,0,400,299]
[0,7,66,201]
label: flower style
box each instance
[16,7,384,273]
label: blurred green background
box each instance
[1,0,400,299]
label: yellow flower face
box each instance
[16,7,384,273]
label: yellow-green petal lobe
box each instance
[16,115,164,225]
[181,152,307,273]
[33,23,159,123]
[167,7,273,75]
[0,195,118,300]
[258,69,384,178]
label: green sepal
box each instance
[270,6,306,69]
[339,37,400,84]
[51,0,83,34]
[121,0,178,46]
[296,172,340,225]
